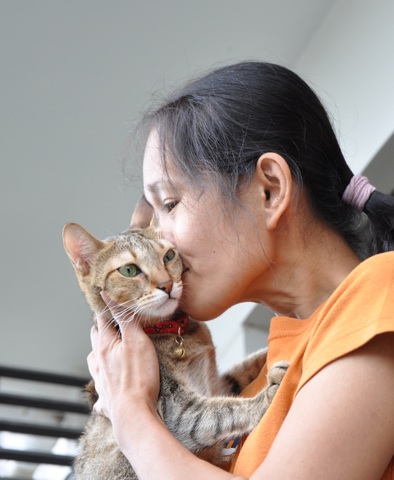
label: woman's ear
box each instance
[255,152,293,230]
[130,195,156,228]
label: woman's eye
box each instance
[118,264,140,277]
[162,200,178,213]
[163,249,176,264]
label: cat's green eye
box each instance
[118,264,140,277]
[163,249,176,264]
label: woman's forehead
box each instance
[143,131,161,169]
[143,133,166,187]
[143,131,184,192]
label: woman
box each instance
[88,62,394,479]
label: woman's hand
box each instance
[87,293,160,437]
[86,294,237,480]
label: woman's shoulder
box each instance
[323,251,394,322]
[339,251,394,296]
[357,251,394,274]
[314,250,394,347]
[298,251,394,393]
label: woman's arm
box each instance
[116,401,244,479]
[89,301,394,479]
[254,332,394,480]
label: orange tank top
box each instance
[230,252,394,479]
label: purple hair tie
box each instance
[342,175,376,211]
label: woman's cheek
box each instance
[179,272,226,321]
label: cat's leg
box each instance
[220,347,268,395]
[74,415,138,480]
[161,360,289,453]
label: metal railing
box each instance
[0,365,90,470]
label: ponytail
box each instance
[364,191,394,253]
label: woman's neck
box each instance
[252,221,361,320]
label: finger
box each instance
[101,291,126,322]
[90,325,98,349]
[87,350,98,378]
[100,291,136,337]
[95,311,110,336]
[97,293,119,336]
[120,316,152,350]
[100,290,114,309]
[93,399,107,418]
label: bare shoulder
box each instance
[252,333,394,480]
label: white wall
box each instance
[294,0,394,174]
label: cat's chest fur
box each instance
[152,319,223,398]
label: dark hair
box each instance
[140,61,394,257]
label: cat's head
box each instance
[62,221,183,326]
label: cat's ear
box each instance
[62,223,103,276]
[130,195,156,229]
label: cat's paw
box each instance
[267,360,289,386]
[264,360,289,404]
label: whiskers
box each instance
[93,297,171,336]
[94,299,144,335]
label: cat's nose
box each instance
[157,279,173,295]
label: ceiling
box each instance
[1,0,342,377]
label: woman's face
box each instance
[143,132,271,321]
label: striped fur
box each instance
[63,224,288,479]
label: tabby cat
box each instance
[63,213,288,479]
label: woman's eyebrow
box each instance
[145,180,182,194]
[143,182,162,203]
[145,180,168,193]
[145,181,158,193]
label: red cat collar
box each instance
[143,312,189,336]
